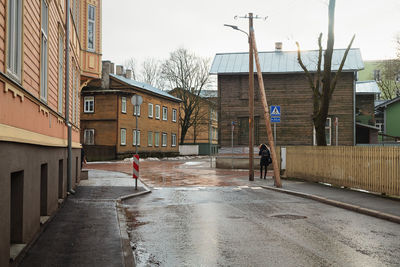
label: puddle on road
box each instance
[124,209,149,229]
[270,214,307,220]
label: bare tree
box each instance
[161,48,211,144]
[123,57,137,80]
[296,0,355,146]
[139,58,166,90]
[377,59,400,99]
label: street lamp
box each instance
[224,15,255,181]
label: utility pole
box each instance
[248,13,254,181]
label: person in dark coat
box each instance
[258,144,271,179]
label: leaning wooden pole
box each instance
[250,30,282,188]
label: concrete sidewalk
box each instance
[19,170,148,267]
[252,176,400,223]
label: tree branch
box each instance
[296,41,317,93]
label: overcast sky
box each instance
[102,0,400,69]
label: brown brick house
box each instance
[81,61,181,160]
[0,0,102,265]
[210,48,364,147]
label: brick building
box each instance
[210,47,364,147]
[0,0,102,265]
[81,61,181,160]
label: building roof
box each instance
[110,74,181,102]
[375,95,400,109]
[210,48,364,74]
[356,80,381,95]
[199,90,218,98]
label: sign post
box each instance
[131,94,143,190]
[270,106,281,146]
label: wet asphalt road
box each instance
[123,186,400,267]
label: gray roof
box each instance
[110,74,181,102]
[199,90,218,98]
[210,48,364,74]
[375,95,400,109]
[356,80,381,95]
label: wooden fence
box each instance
[286,146,400,196]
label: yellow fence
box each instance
[286,146,400,196]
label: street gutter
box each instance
[261,185,400,224]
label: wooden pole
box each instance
[248,13,254,181]
[250,31,282,188]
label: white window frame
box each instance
[148,131,153,146]
[133,130,140,146]
[313,118,332,146]
[162,107,168,121]
[84,129,94,145]
[154,132,160,147]
[155,105,160,119]
[72,66,76,123]
[84,96,94,113]
[171,134,176,147]
[134,105,141,116]
[162,133,167,147]
[87,4,95,51]
[40,0,49,102]
[75,66,79,124]
[121,128,126,145]
[121,97,127,113]
[57,30,64,114]
[7,0,23,81]
[172,109,177,122]
[148,103,153,118]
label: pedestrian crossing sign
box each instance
[270,106,281,116]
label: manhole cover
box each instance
[270,214,307,220]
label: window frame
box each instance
[84,129,94,145]
[121,97,127,113]
[134,105,141,116]
[172,109,177,122]
[155,105,160,120]
[171,133,176,147]
[148,103,153,118]
[57,28,64,114]
[154,132,160,147]
[313,118,332,146]
[40,0,49,102]
[120,128,126,146]
[147,131,153,146]
[6,0,23,82]
[84,96,94,113]
[162,106,168,121]
[87,4,95,51]
[133,130,140,146]
[162,133,167,147]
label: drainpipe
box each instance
[65,0,73,193]
[353,71,356,145]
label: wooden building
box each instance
[210,47,364,147]
[169,88,218,155]
[0,0,102,265]
[81,61,181,160]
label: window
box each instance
[84,129,94,145]
[58,30,64,114]
[171,134,176,147]
[162,107,168,121]
[373,69,381,81]
[75,66,79,124]
[154,132,160,147]
[72,66,75,122]
[7,0,22,81]
[133,130,140,146]
[147,131,153,146]
[162,133,167,147]
[134,105,141,116]
[148,103,153,118]
[84,97,94,113]
[87,4,95,50]
[121,97,126,113]
[172,109,177,122]
[155,105,160,119]
[40,0,49,101]
[313,118,332,146]
[121,129,126,145]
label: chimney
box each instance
[125,69,132,79]
[109,62,114,74]
[275,42,282,52]
[101,60,111,89]
[116,65,124,76]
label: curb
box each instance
[261,185,400,224]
